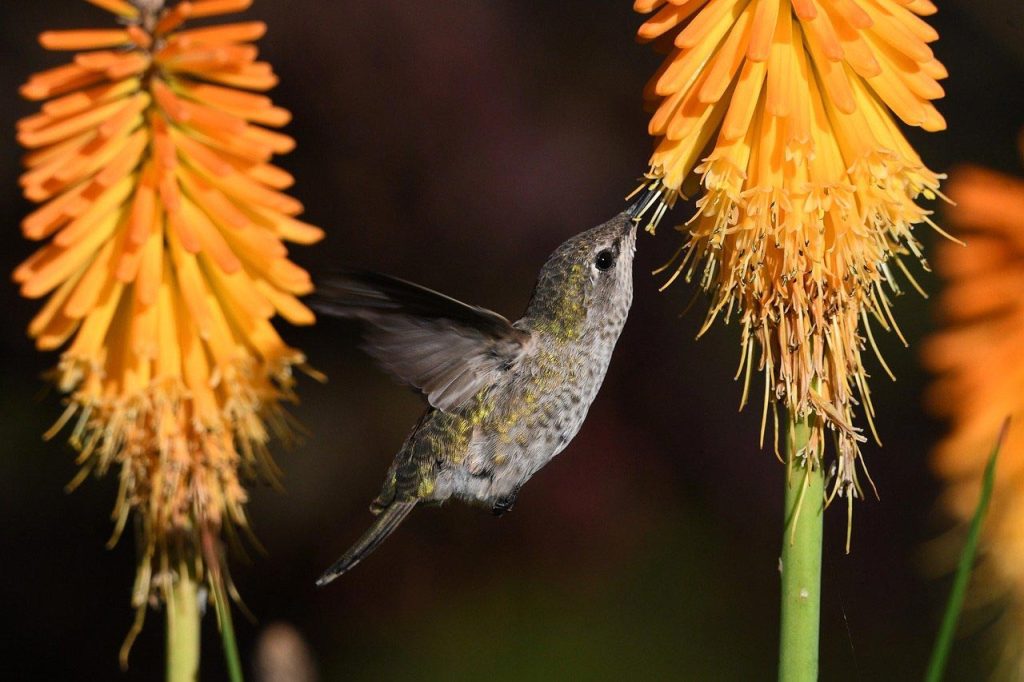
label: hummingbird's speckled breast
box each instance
[434,258,633,508]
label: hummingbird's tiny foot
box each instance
[491,489,520,516]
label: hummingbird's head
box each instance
[525,213,637,340]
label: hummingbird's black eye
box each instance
[595,249,616,272]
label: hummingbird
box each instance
[311,212,638,586]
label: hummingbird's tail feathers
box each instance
[316,500,417,587]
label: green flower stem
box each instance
[167,569,201,682]
[925,418,1008,682]
[778,413,824,682]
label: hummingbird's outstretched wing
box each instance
[311,270,534,411]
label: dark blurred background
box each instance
[1,1,1022,680]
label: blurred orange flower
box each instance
[632,0,946,510]
[14,0,323,655]
[924,163,1024,676]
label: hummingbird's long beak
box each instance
[625,184,661,221]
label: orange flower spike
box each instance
[634,0,946,507]
[14,0,324,658]
[925,162,1024,678]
